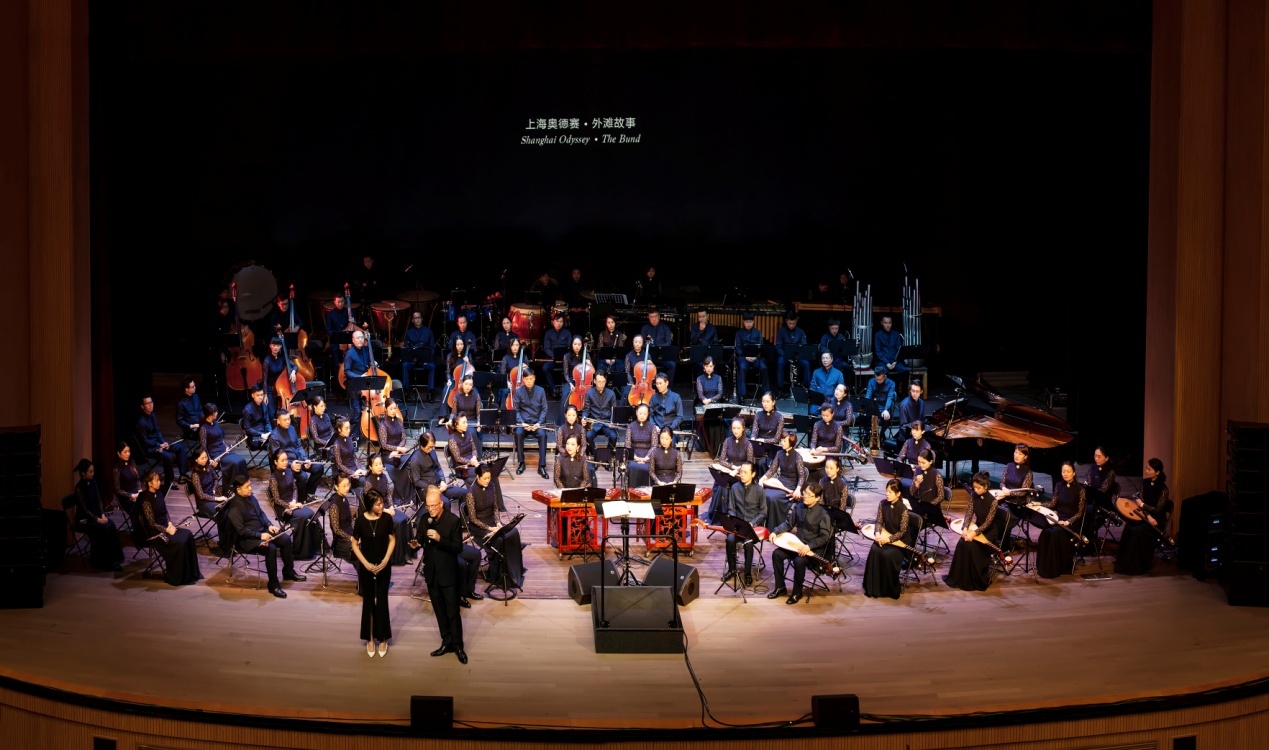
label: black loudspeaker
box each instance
[410,695,453,733]
[811,693,860,730]
[567,559,618,605]
[643,556,699,606]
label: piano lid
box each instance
[928,374,1075,450]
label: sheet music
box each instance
[601,501,657,519]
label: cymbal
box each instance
[580,289,596,301]
[398,290,439,304]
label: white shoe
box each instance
[377,642,388,657]
[366,641,375,657]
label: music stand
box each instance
[302,499,341,581]
[497,408,518,456]
[651,345,679,368]
[803,387,828,417]
[597,490,653,585]
[347,374,388,462]
[483,452,511,490]
[472,371,501,407]
[482,513,526,603]
[714,512,763,600]
[561,487,606,562]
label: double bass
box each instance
[282,284,315,380]
[274,330,309,438]
[567,340,594,411]
[627,343,656,406]
[358,350,393,442]
[505,345,526,411]
[225,283,262,391]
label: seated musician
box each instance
[897,422,932,465]
[825,383,854,434]
[944,471,1005,591]
[343,330,374,429]
[497,337,527,407]
[465,464,524,588]
[1001,443,1035,491]
[267,450,319,560]
[72,459,125,571]
[809,353,845,408]
[177,377,202,442]
[597,314,628,377]
[873,315,906,373]
[199,402,247,493]
[240,385,272,452]
[135,470,202,586]
[446,377,483,454]
[447,414,482,482]
[690,309,718,379]
[306,395,335,458]
[324,293,354,353]
[1035,461,1087,579]
[897,380,925,436]
[706,417,753,523]
[554,435,590,490]
[582,371,619,453]
[722,462,766,587]
[864,366,897,436]
[640,308,676,386]
[695,356,724,406]
[761,430,806,530]
[648,373,684,432]
[405,431,467,505]
[331,416,366,488]
[364,454,413,565]
[261,335,293,417]
[750,391,784,473]
[1087,445,1117,495]
[328,473,358,563]
[810,404,843,457]
[651,427,683,486]
[863,478,911,600]
[734,312,767,398]
[818,319,852,377]
[137,394,188,487]
[767,482,833,605]
[909,449,944,508]
[1115,458,1173,575]
[446,313,477,353]
[111,441,142,517]
[188,447,227,532]
[625,403,657,488]
[559,336,589,424]
[623,335,648,398]
[493,316,518,355]
[775,312,811,399]
[557,404,587,455]
[820,457,853,512]
[512,371,550,478]
[540,313,572,398]
[375,398,409,468]
[269,410,324,500]
[400,311,437,400]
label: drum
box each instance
[321,299,362,316]
[231,264,278,321]
[481,303,497,322]
[398,290,438,325]
[510,303,545,343]
[551,301,569,327]
[370,301,411,342]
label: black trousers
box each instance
[772,547,814,594]
[357,565,392,642]
[257,533,297,588]
[459,544,481,595]
[430,582,464,650]
[725,533,756,571]
[151,443,188,483]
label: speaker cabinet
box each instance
[643,556,699,606]
[811,693,860,730]
[567,559,618,605]
[410,695,453,733]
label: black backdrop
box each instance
[90,1,1151,461]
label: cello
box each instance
[444,349,475,412]
[283,284,315,380]
[627,342,656,406]
[358,349,392,442]
[225,282,263,391]
[274,330,309,438]
[339,282,357,353]
[505,344,525,411]
[567,340,593,412]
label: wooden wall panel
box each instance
[0,0,32,430]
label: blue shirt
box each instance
[403,324,436,353]
[809,366,845,399]
[136,412,167,452]
[689,323,718,347]
[447,330,477,352]
[874,328,904,366]
[865,377,896,413]
[776,326,808,347]
[649,390,683,431]
[898,396,925,428]
[343,345,372,378]
[640,322,674,348]
[176,394,202,431]
[818,332,848,355]
[734,327,765,354]
[542,327,572,358]
[241,400,270,437]
[268,424,309,463]
[514,385,549,425]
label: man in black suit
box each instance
[226,475,306,599]
[412,486,469,663]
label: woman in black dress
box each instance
[761,431,806,530]
[625,403,657,487]
[1001,444,1035,491]
[944,471,1004,591]
[188,447,229,550]
[863,479,910,599]
[72,459,124,570]
[465,464,525,589]
[375,398,409,468]
[331,416,366,488]
[267,450,318,560]
[1115,458,1173,575]
[651,427,683,486]
[306,396,335,458]
[1035,461,1087,579]
[199,403,247,493]
[134,470,202,586]
[908,449,944,507]
[706,417,754,522]
[352,488,395,657]
[111,441,142,517]
[365,454,412,566]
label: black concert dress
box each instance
[1115,477,1172,575]
[945,489,1003,592]
[135,489,202,586]
[1035,479,1086,579]
[353,511,394,642]
[863,497,910,599]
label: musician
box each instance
[188,447,231,546]
[1115,458,1173,575]
[762,431,806,529]
[352,487,395,657]
[111,441,142,517]
[512,371,550,478]
[873,315,906,373]
[563,266,589,311]
[332,416,366,488]
[240,386,272,452]
[722,462,766,586]
[498,337,528,407]
[1087,446,1118,495]
[343,330,373,427]
[767,482,833,604]
[554,435,590,489]
[897,422,933,465]
[582,372,619,453]
[694,356,724,409]
[626,403,657,487]
[493,316,518,355]
[443,336,472,396]
[810,404,843,456]
[809,353,845,407]
[306,396,335,457]
[775,312,811,398]
[405,431,468,505]
[400,311,437,399]
[176,377,202,442]
[466,464,525,588]
[267,450,319,560]
[447,377,483,453]
[199,403,246,493]
[820,457,853,512]
[446,414,482,482]
[559,336,590,423]
[623,335,649,397]
[136,470,202,586]
[268,410,324,499]
[137,394,188,487]
[328,473,358,563]
[540,313,572,397]
[750,391,784,472]
[640,308,676,386]
[72,459,124,571]
[261,336,294,416]
[597,315,628,377]
[944,471,1005,591]
[364,454,412,565]
[690,308,719,347]
[413,485,469,664]
[355,254,384,302]
[897,382,925,438]
[825,383,855,432]
[818,319,852,376]
[909,449,944,507]
[649,373,684,432]
[265,293,305,342]
[447,313,477,353]
[734,312,767,398]
[1001,444,1035,490]
[651,427,683,486]
[375,398,409,467]
[557,405,587,458]
[1036,461,1088,579]
[706,417,753,522]
[864,366,897,434]
[863,478,911,600]
[324,293,355,346]
[529,269,562,305]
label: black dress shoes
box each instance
[455,649,468,664]
[516,463,526,475]
[459,597,471,609]
[537,467,549,479]
[268,587,288,599]
[430,646,450,657]
[721,568,738,583]
[283,572,307,582]
[467,591,484,601]
[767,588,788,599]
[743,570,753,586]
[786,592,802,605]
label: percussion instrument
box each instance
[370,300,411,349]
[510,303,545,344]
[551,301,569,326]
[624,486,710,554]
[231,264,277,321]
[770,532,840,573]
[949,518,1013,564]
[795,447,827,470]
[531,489,602,556]
[321,299,362,315]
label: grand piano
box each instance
[925,374,1077,487]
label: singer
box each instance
[413,486,469,664]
